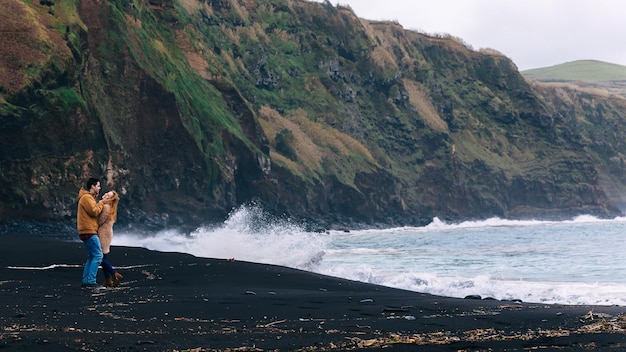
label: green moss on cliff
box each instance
[100,0,261,183]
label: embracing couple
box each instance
[76,177,123,290]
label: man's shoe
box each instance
[112,272,123,287]
[103,278,114,287]
[81,283,106,291]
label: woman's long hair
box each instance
[109,191,119,222]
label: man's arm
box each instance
[80,196,105,217]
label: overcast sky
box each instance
[315,0,626,71]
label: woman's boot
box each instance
[112,272,123,286]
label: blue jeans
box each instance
[101,254,116,279]
[82,235,103,285]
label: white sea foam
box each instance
[7,264,153,271]
[112,206,626,306]
[313,265,626,306]
[7,264,81,270]
[115,205,327,270]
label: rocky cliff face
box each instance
[1,0,625,233]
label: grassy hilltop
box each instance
[522,60,626,98]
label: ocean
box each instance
[114,205,626,306]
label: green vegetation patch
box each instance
[522,60,626,82]
[107,0,254,167]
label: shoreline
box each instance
[2,235,626,351]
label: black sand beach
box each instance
[2,235,626,351]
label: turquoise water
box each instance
[115,208,626,306]
[317,216,626,305]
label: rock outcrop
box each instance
[1,0,625,232]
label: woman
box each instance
[98,190,123,287]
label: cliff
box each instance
[2,0,626,232]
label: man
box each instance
[77,177,110,290]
